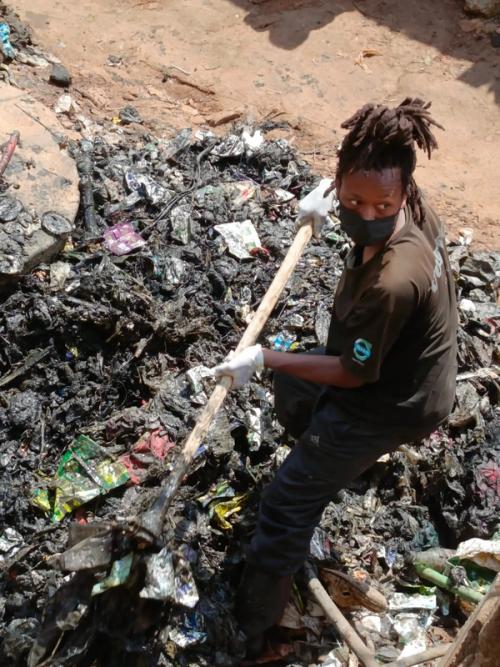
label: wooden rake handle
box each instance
[135,222,313,541]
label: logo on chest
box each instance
[353,338,372,363]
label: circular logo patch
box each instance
[353,338,372,363]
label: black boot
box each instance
[235,564,292,658]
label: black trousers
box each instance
[246,355,431,575]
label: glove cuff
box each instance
[254,344,264,371]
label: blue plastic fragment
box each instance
[0,23,15,59]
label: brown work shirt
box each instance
[326,197,457,433]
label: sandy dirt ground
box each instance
[8,0,500,248]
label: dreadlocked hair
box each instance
[337,98,444,226]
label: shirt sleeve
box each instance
[338,282,415,383]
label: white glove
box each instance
[297,178,337,238]
[213,344,264,389]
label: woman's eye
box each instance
[349,199,359,206]
[377,203,390,210]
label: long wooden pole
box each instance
[135,223,313,542]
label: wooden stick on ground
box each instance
[438,573,500,667]
[392,646,450,667]
[135,222,313,542]
[305,563,449,667]
[306,563,380,667]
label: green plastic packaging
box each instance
[32,435,130,521]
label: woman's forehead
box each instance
[340,168,403,195]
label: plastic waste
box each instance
[315,301,331,345]
[459,298,476,315]
[107,191,143,215]
[244,406,262,450]
[120,429,175,484]
[163,256,187,286]
[271,332,297,352]
[455,537,500,572]
[0,527,24,563]
[309,527,332,560]
[118,105,142,125]
[194,181,258,211]
[186,365,213,405]
[2,618,40,663]
[389,592,437,611]
[140,548,176,601]
[212,493,249,531]
[211,133,245,158]
[0,22,15,59]
[214,220,262,260]
[140,547,198,608]
[16,50,51,67]
[104,222,146,255]
[392,614,428,658]
[475,461,500,501]
[124,170,168,205]
[170,204,191,244]
[54,94,76,114]
[448,381,482,428]
[388,592,437,659]
[460,255,496,288]
[459,227,474,246]
[197,480,235,509]
[278,598,306,630]
[167,612,207,648]
[162,128,192,159]
[242,128,265,154]
[49,261,72,290]
[274,444,291,467]
[315,652,343,667]
[91,553,133,596]
[174,554,199,607]
[55,527,114,571]
[198,482,248,530]
[32,435,130,521]
[384,545,398,568]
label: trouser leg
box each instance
[247,402,409,576]
[236,404,410,649]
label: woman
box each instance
[214,98,458,655]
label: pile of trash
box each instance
[0,2,65,75]
[0,123,499,667]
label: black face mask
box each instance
[339,203,399,247]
